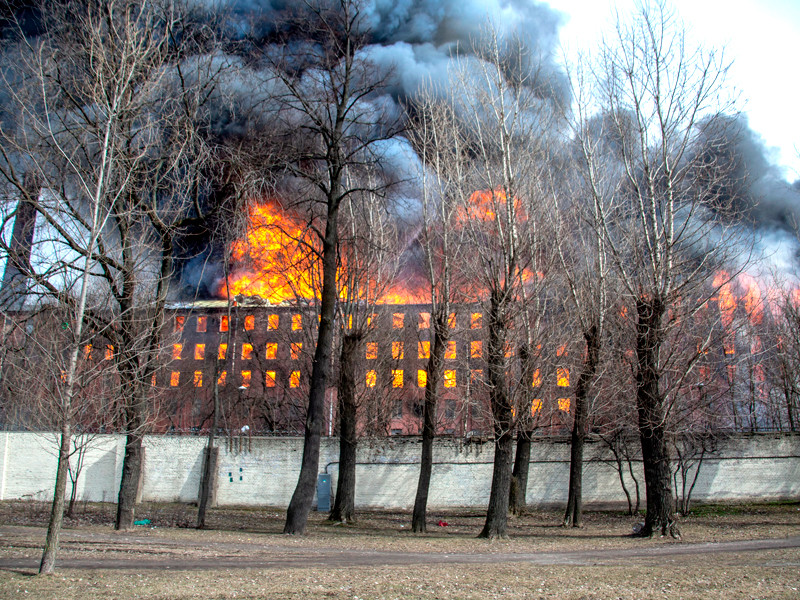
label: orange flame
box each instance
[220,202,318,303]
[738,273,763,325]
[459,187,526,225]
[713,271,736,329]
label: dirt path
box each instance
[1,526,798,571]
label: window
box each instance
[470,369,483,384]
[393,313,405,329]
[265,371,276,388]
[393,399,403,418]
[219,315,229,332]
[366,370,377,387]
[366,342,378,359]
[292,314,302,331]
[417,369,427,388]
[241,343,253,360]
[470,341,482,358]
[557,367,570,387]
[531,368,541,388]
[418,341,430,359]
[193,371,203,387]
[267,314,279,330]
[265,343,278,360]
[218,371,227,387]
[504,342,514,358]
[558,398,571,412]
[471,313,482,329]
[531,398,542,414]
[444,369,456,388]
[84,344,92,360]
[445,341,456,360]
[724,337,736,355]
[105,345,114,361]
[418,312,430,329]
[170,371,180,387]
[367,313,377,326]
[172,344,182,360]
[196,316,207,333]
[290,371,300,388]
[218,343,227,360]
[392,342,404,360]
[392,369,403,388]
[241,371,251,388]
[194,344,205,360]
[445,399,456,419]
[557,344,567,357]
[291,342,302,360]
[448,312,456,329]
[346,315,353,329]
[174,315,185,332]
[244,315,255,331]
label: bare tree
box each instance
[414,25,559,538]
[575,0,746,537]
[0,305,116,573]
[553,61,620,527]
[248,0,403,535]
[405,82,469,533]
[0,0,226,536]
[328,181,400,523]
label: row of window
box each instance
[167,366,569,391]
[378,368,569,389]
[171,342,304,361]
[167,369,571,414]
[170,340,535,362]
[170,369,301,389]
[175,313,303,334]
[173,311,488,335]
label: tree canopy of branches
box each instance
[252,0,404,535]
[0,0,226,553]
[575,0,747,537]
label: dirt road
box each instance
[1,525,798,571]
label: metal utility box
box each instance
[316,473,331,512]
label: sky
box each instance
[545,0,800,182]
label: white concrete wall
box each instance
[0,432,797,508]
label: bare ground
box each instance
[0,501,798,599]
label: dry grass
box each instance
[0,501,798,599]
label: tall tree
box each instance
[576,0,746,537]
[258,0,402,535]
[329,184,400,523]
[415,25,558,538]
[0,0,225,533]
[406,85,469,533]
[555,73,617,527]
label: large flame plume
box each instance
[219,202,318,303]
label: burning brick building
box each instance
[158,299,577,437]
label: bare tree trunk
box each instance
[66,439,86,519]
[509,428,531,516]
[635,297,679,538]
[330,334,361,523]
[116,429,144,530]
[284,208,339,535]
[412,316,447,533]
[39,423,70,574]
[197,374,220,529]
[479,294,514,539]
[564,325,600,527]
